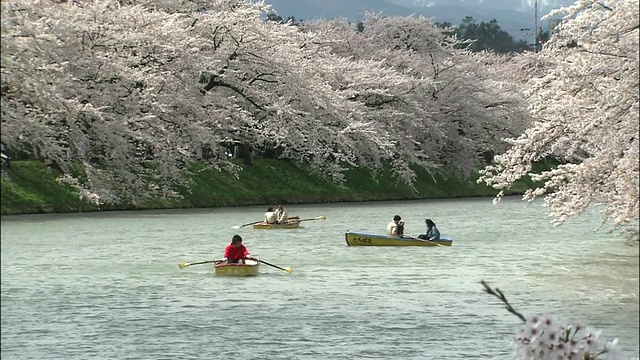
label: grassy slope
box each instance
[0,159,540,215]
[0,161,99,214]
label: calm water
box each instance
[1,197,638,359]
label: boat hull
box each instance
[253,220,301,229]
[345,232,453,246]
[214,259,260,276]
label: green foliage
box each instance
[0,162,99,214]
[437,16,531,53]
[1,159,546,215]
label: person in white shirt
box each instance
[264,207,276,224]
[274,204,288,224]
[386,215,405,238]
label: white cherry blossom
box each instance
[479,0,639,240]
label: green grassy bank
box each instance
[0,160,536,216]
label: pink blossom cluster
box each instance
[513,315,622,360]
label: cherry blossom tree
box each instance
[479,0,639,240]
[304,15,533,182]
[1,0,386,202]
[2,0,531,205]
[2,0,263,203]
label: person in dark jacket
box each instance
[419,218,441,240]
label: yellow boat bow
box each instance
[345,232,453,246]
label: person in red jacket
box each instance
[222,235,256,264]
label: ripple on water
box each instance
[1,198,638,359]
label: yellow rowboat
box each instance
[345,232,453,247]
[252,221,301,229]
[214,259,260,276]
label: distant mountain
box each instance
[260,0,573,41]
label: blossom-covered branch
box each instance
[479,0,639,240]
[481,280,623,359]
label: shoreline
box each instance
[1,159,533,216]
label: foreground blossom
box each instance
[481,280,623,359]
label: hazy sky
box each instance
[406,0,576,11]
[517,0,576,11]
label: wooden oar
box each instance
[178,259,222,269]
[405,235,445,247]
[234,220,264,229]
[290,215,326,223]
[256,259,293,273]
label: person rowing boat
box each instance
[264,207,276,224]
[220,235,257,264]
[274,203,288,224]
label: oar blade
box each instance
[297,215,326,222]
[178,262,189,269]
[257,259,294,274]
